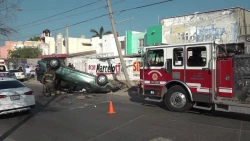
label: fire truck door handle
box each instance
[161,68,166,70]
[202,68,209,70]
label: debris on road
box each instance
[76,96,86,100]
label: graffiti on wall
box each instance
[162,9,238,44]
[196,26,226,42]
[167,24,231,43]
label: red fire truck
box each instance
[139,41,250,114]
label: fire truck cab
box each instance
[139,41,250,114]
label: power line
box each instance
[115,0,173,14]
[14,0,103,28]
[13,14,109,40]
[18,0,125,30]
[12,0,173,40]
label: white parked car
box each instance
[0,77,36,115]
[8,69,26,81]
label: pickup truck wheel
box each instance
[97,74,108,86]
[165,85,192,112]
[49,59,60,69]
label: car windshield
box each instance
[0,65,7,72]
[0,80,25,89]
[9,70,21,73]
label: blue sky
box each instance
[4,0,250,43]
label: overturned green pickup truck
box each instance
[37,58,117,93]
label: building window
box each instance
[187,46,207,67]
[173,48,183,66]
[148,49,164,67]
[120,41,125,49]
[185,33,189,40]
[82,43,92,46]
[138,39,144,47]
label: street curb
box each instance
[23,80,41,84]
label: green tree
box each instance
[29,36,41,41]
[8,47,42,58]
[90,26,112,39]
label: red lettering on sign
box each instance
[133,61,140,72]
[88,65,96,70]
[115,63,121,76]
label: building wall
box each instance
[90,37,102,54]
[237,8,250,36]
[161,8,240,44]
[40,43,50,55]
[0,41,15,59]
[91,34,125,56]
[41,36,92,55]
[40,37,55,55]
[13,41,41,49]
[0,46,7,59]
[68,37,92,54]
[56,38,66,54]
[126,30,145,55]
[145,25,162,46]
[49,40,55,55]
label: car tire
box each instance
[165,85,192,112]
[49,59,61,69]
[96,74,108,86]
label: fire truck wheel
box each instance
[165,85,192,112]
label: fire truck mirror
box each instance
[148,61,151,66]
[167,59,172,74]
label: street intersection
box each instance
[0,81,250,141]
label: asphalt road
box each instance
[1,81,250,141]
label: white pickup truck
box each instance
[0,59,5,64]
[0,63,9,77]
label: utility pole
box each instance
[66,24,69,55]
[106,0,134,87]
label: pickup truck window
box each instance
[0,65,7,72]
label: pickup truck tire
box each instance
[96,74,108,86]
[49,59,60,69]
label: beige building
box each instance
[13,41,42,49]
[41,33,92,55]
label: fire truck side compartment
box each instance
[216,57,234,98]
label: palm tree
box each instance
[90,26,112,39]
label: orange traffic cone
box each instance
[107,100,116,114]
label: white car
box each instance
[8,69,26,81]
[0,77,36,115]
[0,64,9,77]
